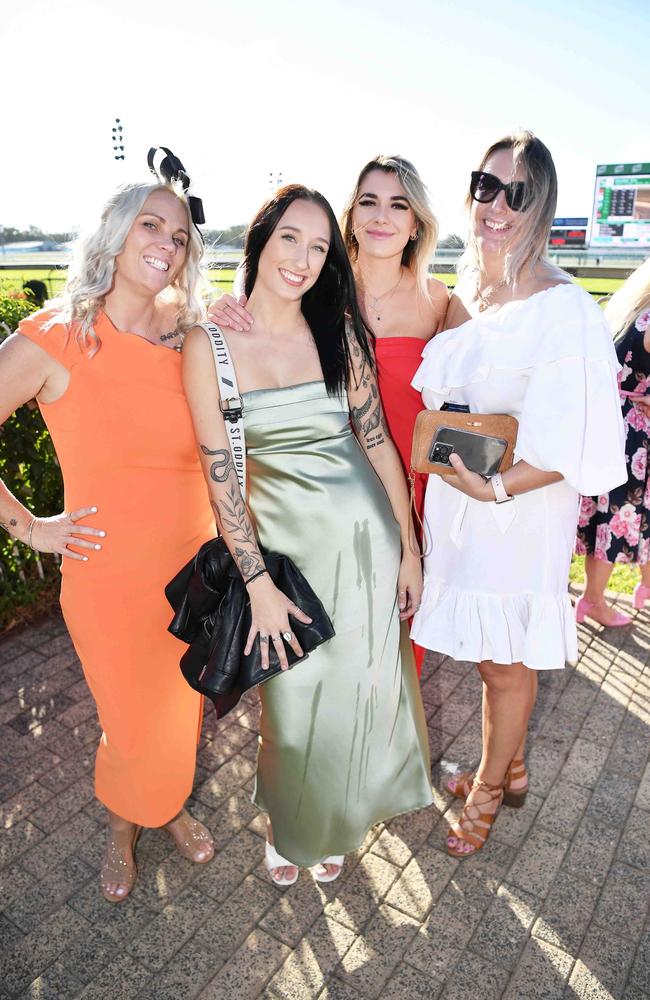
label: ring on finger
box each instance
[271,633,281,642]
[282,631,293,643]
[260,633,269,643]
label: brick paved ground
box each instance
[1,595,649,1000]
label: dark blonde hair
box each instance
[340,155,438,299]
[605,257,650,339]
[459,130,558,286]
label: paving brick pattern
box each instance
[1,597,649,999]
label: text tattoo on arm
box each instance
[351,383,389,451]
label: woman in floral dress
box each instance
[576,258,650,625]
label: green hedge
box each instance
[0,295,64,628]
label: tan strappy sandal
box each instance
[447,757,528,808]
[101,824,142,903]
[446,777,504,859]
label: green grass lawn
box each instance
[570,555,639,595]
[0,266,625,300]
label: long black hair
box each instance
[243,184,373,396]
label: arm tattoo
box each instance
[351,383,388,450]
[201,444,236,483]
[217,482,264,581]
[0,518,18,535]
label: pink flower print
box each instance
[625,514,641,547]
[625,405,649,433]
[597,494,610,512]
[639,537,650,564]
[610,503,638,541]
[635,376,650,394]
[578,497,597,527]
[615,549,634,564]
[635,310,650,333]
[594,522,612,559]
[631,446,647,482]
[574,536,587,556]
[619,361,633,386]
[644,479,650,507]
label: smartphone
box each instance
[428,425,507,478]
[440,402,470,413]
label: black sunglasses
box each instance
[470,171,530,212]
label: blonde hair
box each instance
[458,130,558,287]
[51,181,207,354]
[341,155,439,300]
[605,257,650,339]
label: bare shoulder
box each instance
[427,276,450,305]
[2,329,58,372]
[530,264,573,294]
[183,324,213,356]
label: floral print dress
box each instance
[577,309,650,563]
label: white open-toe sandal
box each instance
[309,855,344,883]
[265,841,299,887]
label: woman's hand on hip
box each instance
[398,552,423,620]
[244,574,313,670]
[441,453,495,501]
[29,506,106,561]
[207,294,253,332]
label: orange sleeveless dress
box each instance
[375,336,429,677]
[18,309,215,827]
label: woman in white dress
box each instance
[411,131,626,858]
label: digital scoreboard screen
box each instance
[590,163,650,248]
[549,218,588,248]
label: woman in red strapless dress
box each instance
[340,156,449,675]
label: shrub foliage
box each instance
[0,296,64,628]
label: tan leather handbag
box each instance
[410,410,518,479]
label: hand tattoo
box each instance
[201,445,237,483]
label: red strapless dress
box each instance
[375,336,430,678]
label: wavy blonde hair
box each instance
[50,181,207,354]
[458,130,558,287]
[605,257,650,340]
[340,155,439,300]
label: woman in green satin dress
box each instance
[183,185,432,886]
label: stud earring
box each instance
[410,232,418,241]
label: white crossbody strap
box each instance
[200,322,246,499]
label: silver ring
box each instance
[282,631,292,643]
[271,633,281,642]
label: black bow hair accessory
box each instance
[147,146,205,227]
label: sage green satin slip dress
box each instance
[244,380,433,868]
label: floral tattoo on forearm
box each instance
[201,444,264,582]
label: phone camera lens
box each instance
[432,443,453,464]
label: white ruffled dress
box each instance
[410,283,626,670]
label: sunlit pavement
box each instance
[0,595,648,1000]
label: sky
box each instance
[2,0,649,238]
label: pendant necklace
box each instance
[364,269,404,323]
[476,276,507,312]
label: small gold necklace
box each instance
[364,269,404,323]
[476,276,507,312]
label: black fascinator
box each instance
[147,146,205,227]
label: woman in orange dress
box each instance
[0,171,215,901]
[210,157,448,676]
